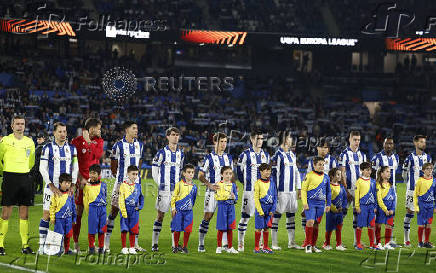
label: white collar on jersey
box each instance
[165,145,181,153]
[123,136,137,144]
[249,146,264,154]
[346,146,361,153]
[212,150,226,156]
[52,140,69,148]
[278,147,295,156]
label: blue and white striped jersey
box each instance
[200,151,233,184]
[111,137,143,184]
[271,148,301,192]
[237,147,270,192]
[371,150,399,187]
[40,141,78,187]
[152,145,184,192]
[339,147,367,190]
[306,154,337,175]
[403,151,432,191]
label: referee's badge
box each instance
[26,148,31,157]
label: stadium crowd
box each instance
[1,45,435,171]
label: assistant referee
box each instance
[0,115,35,255]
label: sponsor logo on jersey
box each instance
[309,188,326,201]
[164,161,180,167]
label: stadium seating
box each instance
[1,42,434,173]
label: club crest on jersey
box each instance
[82,148,87,154]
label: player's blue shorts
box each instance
[375,207,395,225]
[357,205,375,228]
[325,212,344,231]
[88,205,107,234]
[305,204,325,223]
[255,203,274,229]
[54,217,73,237]
[216,201,236,231]
[417,205,434,226]
[171,210,193,232]
[120,206,140,234]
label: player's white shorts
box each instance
[203,190,217,213]
[241,191,255,216]
[155,191,173,213]
[43,185,53,211]
[405,189,415,211]
[110,182,121,208]
[276,192,298,214]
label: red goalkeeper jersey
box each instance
[71,136,104,180]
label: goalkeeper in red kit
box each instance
[71,118,104,252]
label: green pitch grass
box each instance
[0,179,435,273]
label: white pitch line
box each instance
[0,262,47,273]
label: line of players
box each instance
[36,119,146,254]
[152,128,435,252]
[29,116,435,253]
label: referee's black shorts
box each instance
[1,171,34,206]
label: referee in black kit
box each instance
[0,115,36,255]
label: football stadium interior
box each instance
[1,0,436,273]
